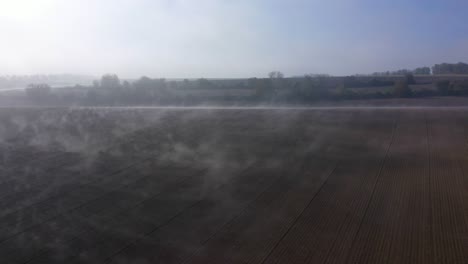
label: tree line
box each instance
[21,70,468,106]
[0,74,93,89]
[372,62,468,76]
[432,63,468,75]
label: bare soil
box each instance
[0,103,467,263]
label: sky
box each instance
[1,0,468,78]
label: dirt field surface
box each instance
[0,106,467,263]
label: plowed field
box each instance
[0,107,467,263]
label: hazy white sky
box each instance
[1,0,468,78]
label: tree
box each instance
[100,74,121,89]
[393,69,411,75]
[133,76,153,91]
[268,71,284,79]
[432,62,468,75]
[413,67,431,75]
[393,81,412,98]
[132,76,169,103]
[122,80,131,89]
[197,78,215,89]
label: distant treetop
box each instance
[268,71,284,79]
[432,62,468,75]
[372,62,468,76]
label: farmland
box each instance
[0,103,467,263]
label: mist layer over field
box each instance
[0,106,467,263]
